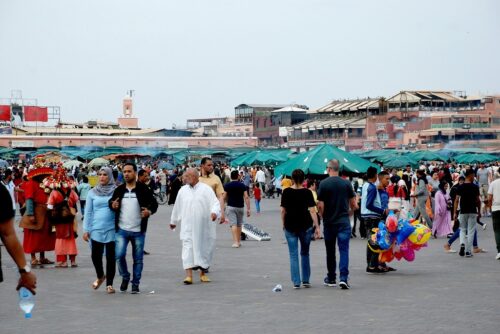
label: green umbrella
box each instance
[407,151,447,162]
[378,155,419,169]
[453,153,498,164]
[274,144,378,176]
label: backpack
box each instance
[49,189,76,224]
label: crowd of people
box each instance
[1,154,500,296]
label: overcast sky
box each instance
[1,0,499,128]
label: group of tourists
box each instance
[1,154,500,297]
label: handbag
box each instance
[48,190,76,225]
[19,204,47,230]
[446,198,453,211]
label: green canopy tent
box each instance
[453,153,498,164]
[274,144,378,177]
[231,151,288,167]
[356,150,398,161]
[407,151,447,162]
[377,155,419,169]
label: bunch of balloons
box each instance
[368,211,431,263]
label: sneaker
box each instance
[120,279,129,292]
[444,244,457,253]
[339,281,350,290]
[366,267,385,274]
[293,285,301,289]
[495,253,500,260]
[302,282,311,288]
[231,243,240,248]
[482,223,487,230]
[465,252,473,258]
[131,284,140,294]
[323,277,336,287]
[459,244,465,257]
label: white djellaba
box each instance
[171,182,221,270]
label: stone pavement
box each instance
[1,197,499,334]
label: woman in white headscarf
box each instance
[83,167,117,293]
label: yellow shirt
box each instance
[281,178,292,190]
[311,189,318,213]
[199,173,224,197]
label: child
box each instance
[254,182,261,213]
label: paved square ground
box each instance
[1,197,499,334]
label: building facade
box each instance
[285,98,383,151]
[234,104,309,146]
[284,91,499,152]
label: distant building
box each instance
[118,93,139,128]
[234,103,309,146]
[186,116,252,137]
[368,91,500,150]
[285,98,383,151]
[284,91,500,152]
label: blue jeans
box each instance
[448,229,478,247]
[115,228,146,286]
[324,222,351,283]
[284,227,313,286]
[255,199,261,213]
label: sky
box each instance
[0,0,499,129]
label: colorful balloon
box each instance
[377,222,393,250]
[396,219,416,244]
[379,249,395,263]
[400,240,416,262]
[408,223,431,245]
[368,232,382,253]
[385,214,398,233]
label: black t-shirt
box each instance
[318,176,355,225]
[281,188,315,233]
[224,181,247,208]
[0,183,14,222]
[457,183,480,214]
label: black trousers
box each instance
[352,210,366,238]
[91,239,116,286]
[365,218,381,268]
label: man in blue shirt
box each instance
[361,167,389,274]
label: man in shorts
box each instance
[224,170,250,248]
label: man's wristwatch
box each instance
[19,265,31,274]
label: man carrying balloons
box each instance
[362,168,390,274]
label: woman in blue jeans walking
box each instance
[280,169,320,289]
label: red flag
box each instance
[0,105,10,121]
[24,106,48,122]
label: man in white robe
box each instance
[170,168,220,284]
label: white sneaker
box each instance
[482,223,487,230]
[496,253,500,260]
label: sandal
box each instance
[40,258,55,265]
[200,275,211,283]
[106,286,115,294]
[55,262,68,268]
[183,277,193,285]
[31,259,41,266]
[71,263,78,268]
[92,276,106,290]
